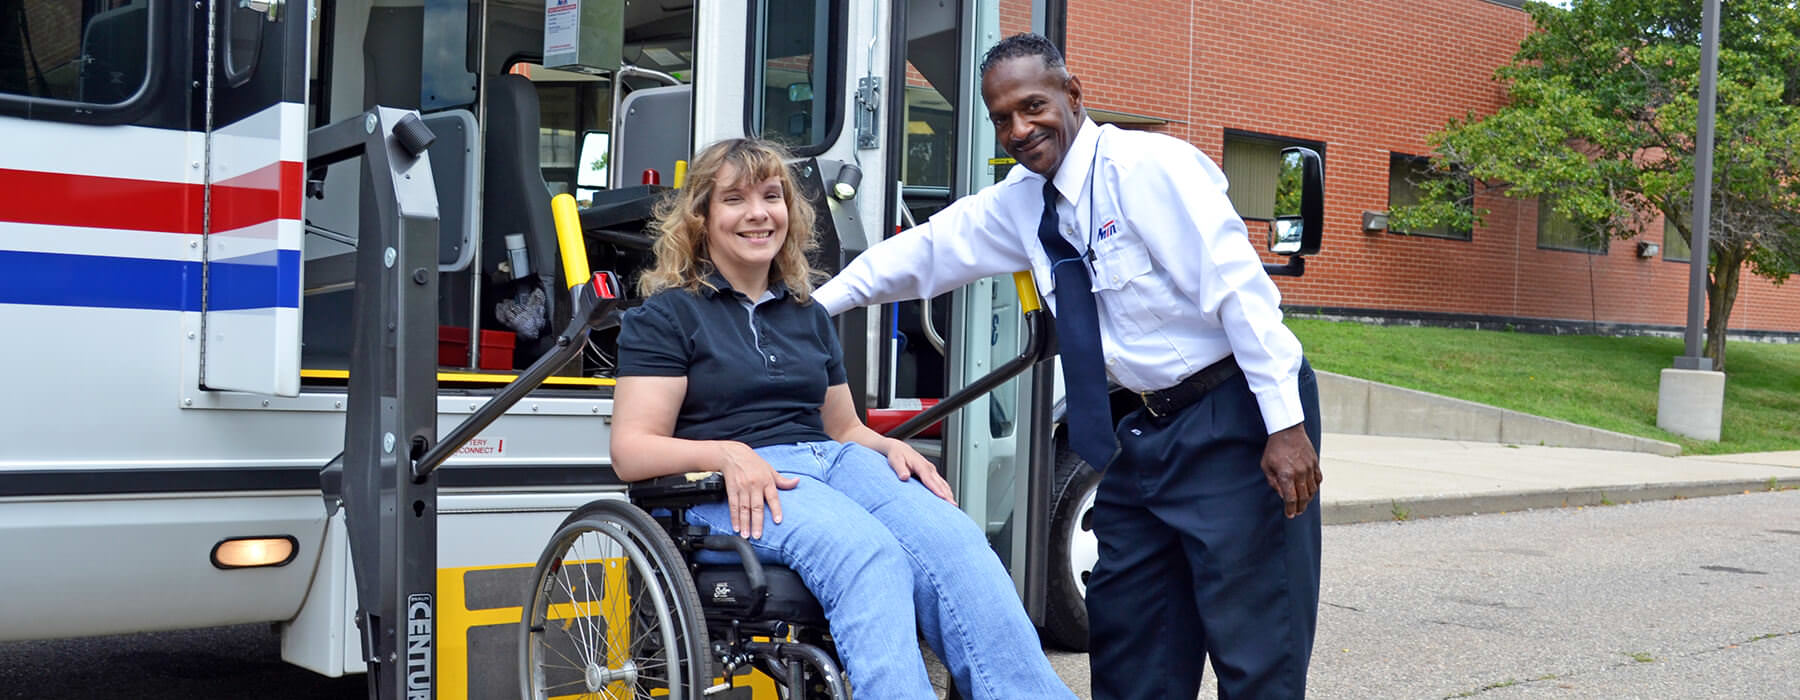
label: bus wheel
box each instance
[1044,446,1100,651]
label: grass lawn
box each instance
[1287,319,1800,455]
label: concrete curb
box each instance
[1317,371,1682,456]
[1322,477,1800,525]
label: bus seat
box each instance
[615,83,692,187]
[556,83,690,254]
[481,74,564,368]
[80,0,149,104]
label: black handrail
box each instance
[413,281,621,480]
[883,307,1054,441]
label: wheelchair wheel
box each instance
[521,499,709,699]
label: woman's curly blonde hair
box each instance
[637,138,822,301]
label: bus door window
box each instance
[749,0,838,154]
[883,6,966,406]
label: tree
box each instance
[1392,0,1800,370]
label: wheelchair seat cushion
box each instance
[693,564,826,628]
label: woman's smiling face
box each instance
[704,163,789,281]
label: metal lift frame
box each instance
[311,105,622,700]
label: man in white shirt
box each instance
[813,34,1323,699]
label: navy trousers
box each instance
[1088,359,1322,700]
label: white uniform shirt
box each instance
[815,120,1306,435]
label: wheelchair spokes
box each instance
[522,500,707,700]
[523,476,853,700]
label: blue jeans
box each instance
[685,441,1075,700]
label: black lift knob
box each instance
[392,113,436,157]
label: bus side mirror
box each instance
[1269,146,1323,257]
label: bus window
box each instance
[0,0,150,105]
[748,0,838,154]
[575,131,609,203]
[220,0,263,88]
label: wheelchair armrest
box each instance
[627,472,725,510]
[627,472,771,617]
[700,535,769,618]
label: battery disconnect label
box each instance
[454,437,506,457]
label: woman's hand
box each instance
[883,438,957,505]
[716,441,800,538]
[819,384,956,505]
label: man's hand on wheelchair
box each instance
[717,441,800,539]
[883,438,957,506]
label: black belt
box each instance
[1138,356,1241,418]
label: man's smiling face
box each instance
[981,56,1084,178]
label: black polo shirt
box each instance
[616,276,847,449]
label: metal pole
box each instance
[1678,0,1720,371]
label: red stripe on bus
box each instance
[0,162,304,234]
[0,168,204,233]
[212,162,305,232]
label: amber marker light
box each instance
[210,536,299,569]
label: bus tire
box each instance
[1043,445,1100,652]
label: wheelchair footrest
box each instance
[695,564,825,627]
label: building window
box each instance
[1663,215,1692,262]
[1387,154,1471,240]
[0,1,151,106]
[1223,132,1321,221]
[1537,197,1607,253]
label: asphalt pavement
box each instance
[8,433,1796,699]
[1025,432,1800,699]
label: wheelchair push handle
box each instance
[700,534,771,618]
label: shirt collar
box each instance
[1047,118,1102,206]
[700,270,791,301]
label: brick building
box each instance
[1051,0,1798,336]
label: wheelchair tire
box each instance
[521,499,710,699]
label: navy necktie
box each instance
[1037,180,1120,470]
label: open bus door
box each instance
[873,0,1062,639]
[199,0,309,396]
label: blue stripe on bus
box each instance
[0,249,300,311]
[210,248,302,309]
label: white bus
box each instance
[0,1,1319,696]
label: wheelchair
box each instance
[520,472,851,700]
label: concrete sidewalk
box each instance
[1318,433,1800,524]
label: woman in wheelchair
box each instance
[610,138,1077,699]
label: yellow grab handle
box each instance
[1012,271,1041,314]
[673,159,688,189]
[551,193,589,289]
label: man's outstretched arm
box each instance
[815,183,1032,315]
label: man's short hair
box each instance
[978,33,1066,81]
